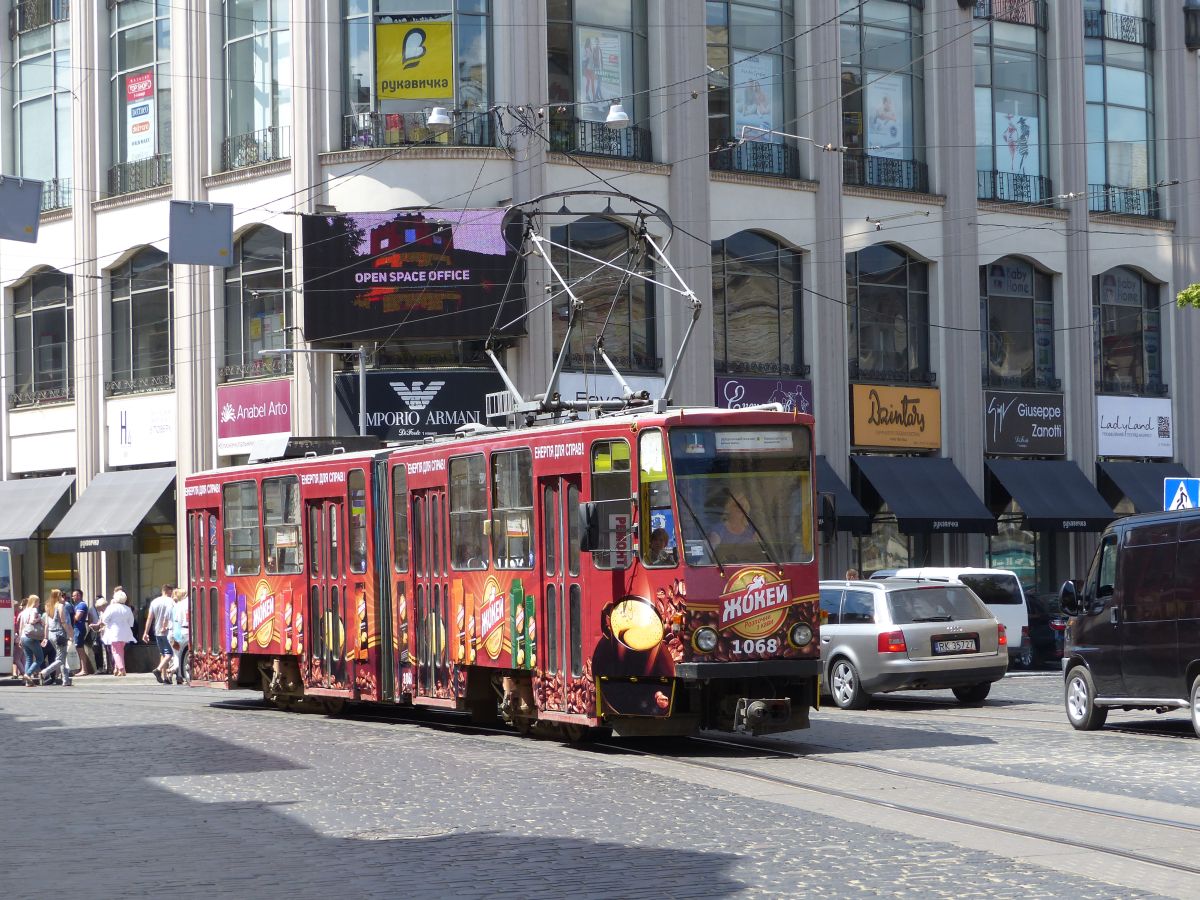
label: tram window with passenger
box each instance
[590,440,633,570]
[223,482,261,575]
[450,454,488,570]
[670,426,813,567]
[638,429,678,567]
[492,449,534,569]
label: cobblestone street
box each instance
[2,672,1196,899]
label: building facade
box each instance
[1,0,1198,614]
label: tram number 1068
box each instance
[730,638,780,656]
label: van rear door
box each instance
[1117,521,1182,700]
[956,573,1027,657]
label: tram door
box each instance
[411,488,450,697]
[540,476,583,710]
[306,499,351,690]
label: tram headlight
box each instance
[788,623,814,648]
[693,626,719,653]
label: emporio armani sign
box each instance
[390,380,446,411]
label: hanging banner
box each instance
[851,384,941,450]
[732,50,780,141]
[865,72,906,160]
[1096,396,1173,459]
[984,390,1065,456]
[716,375,812,415]
[125,69,156,163]
[577,26,625,122]
[217,378,292,457]
[376,21,454,100]
[996,112,1039,176]
[301,209,525,342]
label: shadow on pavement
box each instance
[0,707,745,898]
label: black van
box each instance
[1060,507,1200,737]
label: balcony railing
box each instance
[41,177,71,211]
[218,353,293,384]
[1088,184,1158,217]
[8,382,73,408]
[710,141,801,179]
[973,0,1047,29]
[977,170,1052,204]
[849,361,937,386]
[984,371,1061,392]
[9,0,69,36]
[108,153,171,196]
[1096,377,1168,397]
[844,154,929,193]
[1084,9,1154,48]
[342,110,495,150]
[221,126,291,171]
[105,372,174,397]
[549,116,652,163]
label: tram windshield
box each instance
[669,426,814,567]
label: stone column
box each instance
[171,1,214,581]
[932,0,985,564]
[70,1,102,598]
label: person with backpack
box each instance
[38,589,74,686]
[16,595,47,686]
[71,589,95,676]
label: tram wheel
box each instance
[558,723,610,743]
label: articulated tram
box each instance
[184,406,821,739]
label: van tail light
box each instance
[877,630,907,654]
[998,624,1008,647]
[2,629,10,657]
[1049,619,1067,632]
[1020,625,1030,645]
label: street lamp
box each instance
[737,124,846,152]
[259,346,369,437]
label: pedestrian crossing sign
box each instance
[1164,477,1200,511]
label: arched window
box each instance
[550,216,656,372]
[222,0,291,170]
[1085,0,1157,215]
[11,269,73,406]
[846,244,930,384]
[108,0,172,195]
[108,248,173,395]
[979,257,1055,389]
[973,1,1050,202]
[343,1,494,149]
[841,0,927,192]
[711,231,802,375]
[221,226,294,382]
[547,0,650,160]
[12,0,72,207]
[706,0,796,177]
[1093,266,1164,395]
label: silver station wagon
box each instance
[818,579,1010,709]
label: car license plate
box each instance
[932,636,978,655]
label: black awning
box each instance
[48,467,176,553]
[816,456,871,534]
[986,459,1115,532]
[1096,460,1191,514]
[851,456,995,534]
[0,475,75,552]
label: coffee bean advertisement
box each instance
[984,390,1066,456]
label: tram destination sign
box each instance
[984,390,1066,456]
[301,209,525,341]
[335,369,504,441]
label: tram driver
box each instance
[709,490,755,549]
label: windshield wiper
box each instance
[912,615,952,623]
[724,489,784,571]
[675,490,724,575]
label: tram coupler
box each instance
[733,697,793,735]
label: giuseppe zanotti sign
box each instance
[984,391,1065,456]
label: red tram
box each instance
[184,406,821,737]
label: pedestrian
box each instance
[144,583,176,684]
[168,588,190,685]
[100,589,136,677]
[38,589,74,686]
[89,597,113,674]
[71,589,95,676]
[845,568,861,580]
[16,595,47,686]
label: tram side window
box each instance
[208,586,219,652]
[590,440,634,571]
[222,481,261,575]
[262,476,303,574]
[188,514,198,583]
[638,430,677,567]
[348,469,368,574]
[392,465,409,573]
[450,454,488,570]
[492,449,534,570]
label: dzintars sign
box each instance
[851,384,941,450]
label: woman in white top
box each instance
[101,589,136,676]
[168,588,190,685]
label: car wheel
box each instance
[952,682,991,705]
[1190,675,1200,739]
[1065,666,1108,731]
[829,658,869,710]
